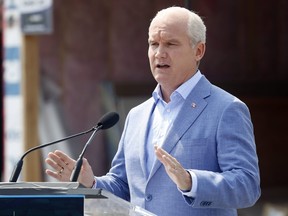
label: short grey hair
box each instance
[153,6,206,46]
[187,10,206,45]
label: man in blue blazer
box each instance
[46,6,260,216]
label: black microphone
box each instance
[9,112,119,183]
[70,112,119,182]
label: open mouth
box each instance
[156,64,170,69]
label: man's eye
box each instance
[150,42,158,46]
[167,42,176,46]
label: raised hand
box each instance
[45,150,95,188]
[154,145,192,191]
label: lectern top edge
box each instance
[0,182,105,199]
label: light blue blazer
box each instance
[96,76,261,216]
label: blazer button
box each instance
[200,201,212,206]
[145,194,153,201]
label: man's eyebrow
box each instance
[148,39,156,43]
[167,38,180,43]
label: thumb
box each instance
[82,158,92,171]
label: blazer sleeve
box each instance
[95,113,131,201]
[184,99,261,209]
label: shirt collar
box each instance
[152,70,203,102]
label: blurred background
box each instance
[1,0,288,215]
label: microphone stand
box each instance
[9,111,119,183]
[70,125,102,182]
[9,127,95,182]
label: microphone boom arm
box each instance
[9,127,95,182]
[9,111,119,183]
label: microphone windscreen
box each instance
[97,112,119,130]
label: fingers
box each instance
[82,158,91,171]
[163,155,179,172]
[45,150,95,187]
[54,150,75,170]
[154,145,192,191]
[45,169,62,180]
[45,156,61,172]
[154,145,179,171]
[45,150,75,181]
[46,151,74,168]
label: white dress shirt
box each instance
[146,71,203,198]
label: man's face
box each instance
[148,14,203,91]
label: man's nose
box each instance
[155,45,167,58]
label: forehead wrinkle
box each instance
[149,17,188,39]
[149,31,176,44]
[149,23,188,45]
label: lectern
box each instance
[0,182,155,216]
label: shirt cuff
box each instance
[179,170,198,198]
[91,176,97,189]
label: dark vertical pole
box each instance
[184,0,192,10]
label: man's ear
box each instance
[195,43,206,61]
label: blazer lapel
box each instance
[148,76,211,180]
[138,98,157,179]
